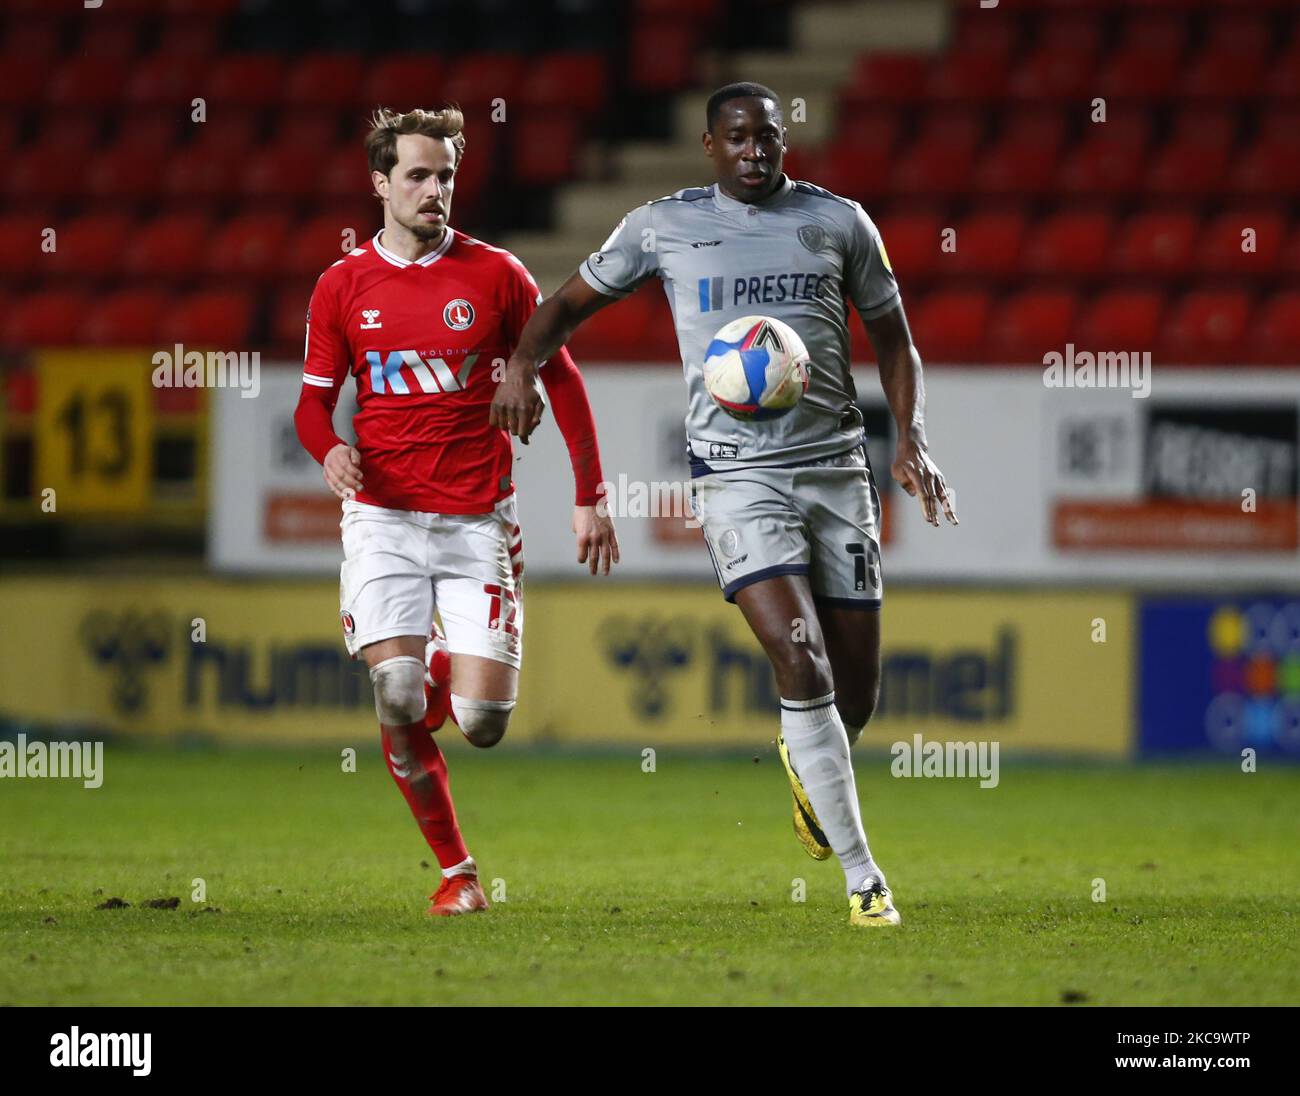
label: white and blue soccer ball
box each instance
[702,315,810,421]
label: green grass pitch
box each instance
[1,746,1296,1006]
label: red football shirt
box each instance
[303,229,572,514]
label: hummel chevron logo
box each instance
[691,240,723,248]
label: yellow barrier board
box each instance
[0,579,1132,756]
[34,352,154,514]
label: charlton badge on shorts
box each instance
[444,299,475,330]
[340,610,355,637]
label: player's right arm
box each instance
[294,273,363,500]
[492,204,660,442]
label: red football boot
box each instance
[423,626,452,732]
[427,873,489,917]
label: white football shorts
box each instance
[338,495,524,667]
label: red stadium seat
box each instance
[1144,139,1229,196]
[567,283,657,360]
[1057,133,1146,196]
[205,54,287,108]
[916,108,986,153]
[510,113,585,186]
[972,136,1059,196]
[1252,291,1300,360]
[188,113,261,156]
[279,213,365,279]
[0,16,61,60]
[999,108,1067,151]
[1181,48,1266,99]
[1280,223,1300,277]
[155,18,222,58]
[874,208,945,279]
[1230,139,1300,197]
[84,289,175,346]
[88,140,169,202]
[0,58,48,108]
[206,213,291,281]
[1096,48,1181,99]
[842,55,929,106]
[73,18,141,60]
[285,53,367,109]
[1019,210,1112,276]
[951,8,1020,59]
[1008,45,1097,101]
[43,213,135,279]
[2,290,92,348]
[240,142,331,200]
[121,212,214,279]
[273,283,315,349]
[889,138,976,197]
[943,211,1027,277]
[518,53,608,114]
[161,290,256,346]
[834,109,900,157]
[1204,11,1271,58]
[1267,44,1300,98]
[1119,12,1187,57]
[0,214,52,281]
[628,20,701,92]
[1076,289,1164,348]
[442,54,527,108]
[1035,13,1102,57]
[1161,289,1253,361]
[47,57,126,107]
[113,116,181,152]
[124,52,212,106]
[988,289,1080,361]
[361,55,449,112]
[1112,210,1198,276]
[1201,208,1288,275]
[925,52,1008,101]
[907,290,991,362]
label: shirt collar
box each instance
[373,228,455,268]
[712,173,795,213]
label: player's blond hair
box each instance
[365,106,467,177]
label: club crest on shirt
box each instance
[444,299,475,330]
[797,224,826,253]
[340,610,355,637]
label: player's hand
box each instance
[323,443,364,501]
[573,503,620,575]
[490,357,546,445]
[892,435,957,527]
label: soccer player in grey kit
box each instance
[492,82,958,927]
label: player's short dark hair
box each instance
[365,106,466,177]
[705,82,783,132]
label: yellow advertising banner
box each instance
[0,579,1132,756]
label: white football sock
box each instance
[781,692,880,895]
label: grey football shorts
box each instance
[689,445,884,607]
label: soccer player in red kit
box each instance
[295,107,619,917]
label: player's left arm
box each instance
[845,204,957,527]
[505,259,620,574]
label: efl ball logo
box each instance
[444,299,475,330]
[703,315,810,421]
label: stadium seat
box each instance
[841,55,929,106]
[1161,289,1253,362]
[890,138,976,197]
[206,213,292,281]
[163,142,242,201]
[1076,289,1164,348]
[0,214,52,281]
[284,53,366,108]
[1096,48,1181,99]
[875,208,945,280]
[972,135,1059,196]
[279,213,365,278]
[1008,45,1097,101]
[124,52,213,106]
[155,17,222,58]
[1230,139,1300,197]
[204,54,287,108]
[628,20,701,92]
[160,289,256,346]
[907,290,991,362]
[834,109,900,158]
[1201,208,1288,275]
[2,290,92,348]
[442,53,527,108]
[1112,210,1198,276]
[0,16,61,60]
[925,52,1008,102]
[1118,12,1187,56]
[950,8,1020,60]
[1056,133,1146,196]
[73,17,141,60]
[0,58,47,108]
[273,283,315,349]
[1180,48,1266,99]
[46,57,126,107]
[88,140,169,202]
[361,55,449,112]
[43,213,136,279]
[84,289,176,346]
[1035,13,1102,57]
[510,113,585,186]
[517,52,608,115]
[943,211,1027,277]
[240,142,331,200]
[121,212,214,279]
[567,283,657,360]
[6,141,91,201]
[987,289,1080,362]
[1252,290,1300,359]
[1144,139,1229,196]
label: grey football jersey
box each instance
[578,174,900,471]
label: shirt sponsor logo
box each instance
[697,272,832,313]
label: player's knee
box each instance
[770,644,833,699]
[369,655,427,726]
[451,695,515,749]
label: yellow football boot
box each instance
[776,730,832,861]
[849,878,901,927]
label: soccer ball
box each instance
[703,315,810,421]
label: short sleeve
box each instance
[303,272,349,389]
[845,203,901,321]
[578,203,660,298]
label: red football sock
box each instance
[381,721,469,870]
